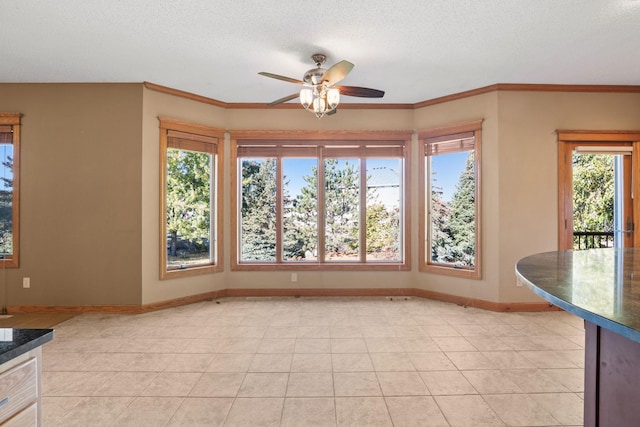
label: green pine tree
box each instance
[429,152,476,267]
[323,159,361,258]
[429,176,454,263]
[283,167,318,260]
[448,152,476,267]
[240,158,277,260]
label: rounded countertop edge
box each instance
[515,255,640,344]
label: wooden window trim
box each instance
[230,130,412,271]
[159,117,225,279]
[0,113,20,268]
[418,119,483,279]
[557,130,640,250]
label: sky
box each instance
[431,152,468,202]
[283,158,316,195]
[283,158,402,208]
[0,144,12,189]
[246,153,468,207]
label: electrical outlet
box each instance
[291,273,297,282]
[23,277,30,288]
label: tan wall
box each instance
[140,89,228,304]
[412,92,501,302]
[412,90,640,304]
[3,82,639,308]
[224,107,414,131]
[0,84,143,306]
[496,91,640,302]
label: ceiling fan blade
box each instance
[267,93,300,106]
[259,72,304,85]
[335,85,385,98]
[321,60,354,85]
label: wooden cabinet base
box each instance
[585,321,640,427]
[2,403,37,427]
[0,349,42,427]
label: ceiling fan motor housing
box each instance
[303,68,327,85]
[304,53,329,85]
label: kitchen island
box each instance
[0,328,54,426]
[516,248,640,427]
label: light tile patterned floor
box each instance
[41,297,585,426]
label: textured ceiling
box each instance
[1,0,639,105]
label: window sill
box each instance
[420,263,481,279]
[161,264,222,280]
[232,262,410,272]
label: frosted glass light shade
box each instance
[327,88,340,109]
[300,88,313,109]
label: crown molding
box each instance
[144,81,640,111]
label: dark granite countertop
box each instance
[516,248,640,343]
[0,328,54,365]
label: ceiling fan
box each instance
[259,53,385,118]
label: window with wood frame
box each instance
[0,113,20,268]
[231,131,411,271]
[419,120,482,278]
[159,117,224,279]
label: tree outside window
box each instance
[429,151,476,267]
[166,149,212,267]
[233,134,409,270]
[159,118,223,279]
[0,113,20,268]
[572,153,614,249]
[240,158,277,261]
[419,120,482,279]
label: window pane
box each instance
[283,158,318,261]
[240,158,277,261]
[572,153,615,250]
[0,142,13,257]
[429,150,476,267]
[234,136,409,270]
[324,158,360,261]
[366,159,402,261]
[166,148,212,268]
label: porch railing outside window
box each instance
[573,231,614,250]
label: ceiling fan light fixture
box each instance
[300,85,339,118]
[260,53,383,118]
